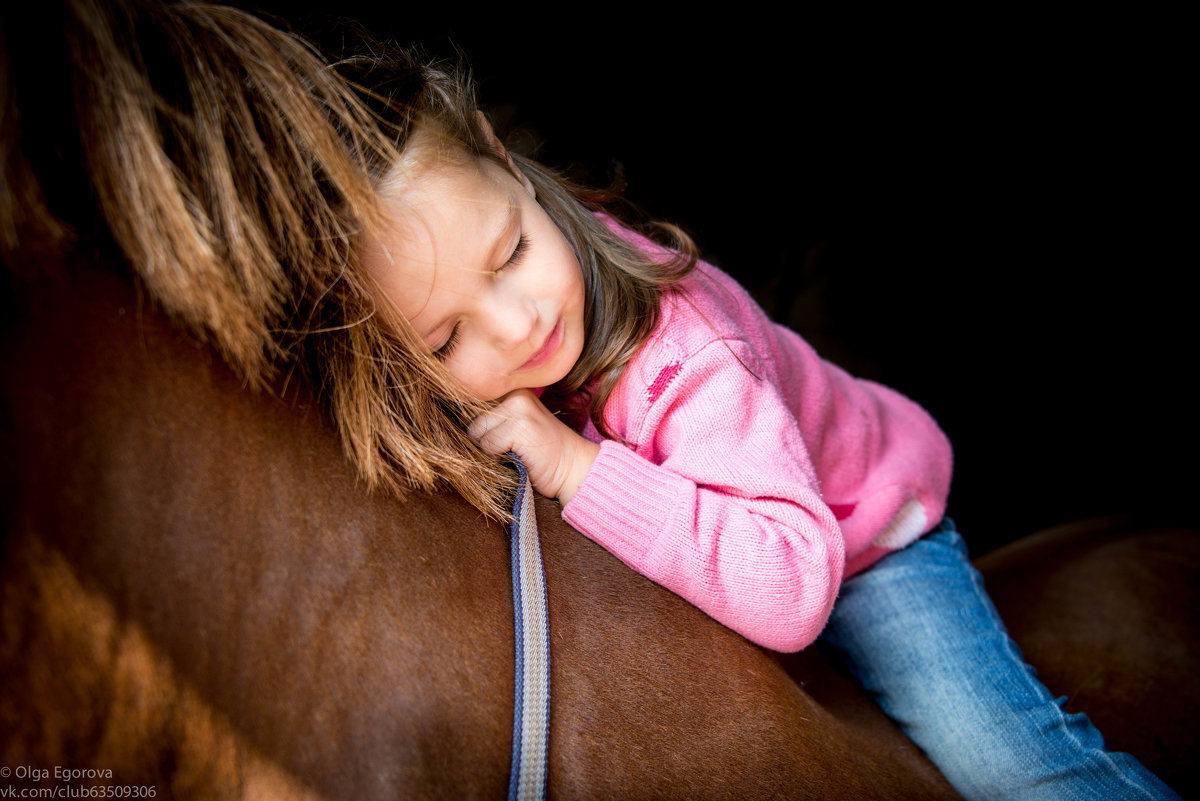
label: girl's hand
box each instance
[468,389,600,505]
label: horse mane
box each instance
[1,0,516,518]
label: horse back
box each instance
[2,257,959,799]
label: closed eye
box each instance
[437,233,528,361]
[496,233,531,273]
[434,324,461,361]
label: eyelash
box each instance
[435,326,461,361]
[434,233,530,361]
[499,233,531,272]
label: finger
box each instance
[473,422,516,458]
[466,396,524,441]
[466,409,501,441]
[467,390,542,438]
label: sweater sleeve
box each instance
[562,338,845,652]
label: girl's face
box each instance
[362,149,586,401]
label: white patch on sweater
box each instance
[870,499,928,550]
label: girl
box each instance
[339,41,1182,801]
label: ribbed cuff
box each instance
[562,439,694,565]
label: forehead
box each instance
[378,140,506,223]
[376,129,523,243]
[363,146,517,329]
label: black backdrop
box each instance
[247,4,1194,554]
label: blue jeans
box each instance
[819,519,1181,801]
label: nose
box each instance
[481,289,538,351]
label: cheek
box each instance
[446,345,507,401]
[569,259,586,306]
[548,244,585,306]
[531,212,582,295]
[564,264,586,323]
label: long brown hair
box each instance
[1,0,695,519]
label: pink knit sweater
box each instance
[561,222,953,652]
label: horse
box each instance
[3,235,1197,800]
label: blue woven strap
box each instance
[507,455,550,801]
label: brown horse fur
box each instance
[1,249,962,799]
[4,222,1198,800]
[975,518,1200,799]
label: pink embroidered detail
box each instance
[828,503,857,520]
[647,362,683,403]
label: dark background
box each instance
[250,4,1193,555]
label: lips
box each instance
[518,318,563,372]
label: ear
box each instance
[475,110,536,198]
